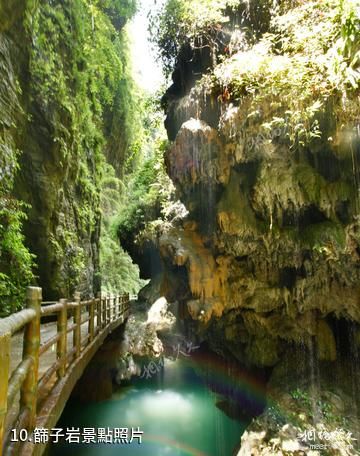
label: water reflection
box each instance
[50,358,247,456]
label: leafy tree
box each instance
[0,200,35,316]
[150,0,248,75]
[0,0,142,312]
[100,164,146,294]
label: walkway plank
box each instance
[0,290,130,456]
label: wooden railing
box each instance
[0,287,130,455]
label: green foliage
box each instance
[316,398,336,423]
[149,0,186,75]
[100,164,146,294]
[291,389,340,424]
[117,151,164,239]
[100,234,146,294]
[0,0,145,308]
[99,0,137,28]
[28,0,143,178]
[0,200,35,316]
[104,31,145,175]
[22,0,141,297]
[114,89,178,245]
[150,0,239,75]
[206,0,360,150]
[291,388,312,407]
[267,404,287,428]
[0,29,35,314]
[331,0,360,89]
[116,137,177,246]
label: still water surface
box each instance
[50,358,247,456]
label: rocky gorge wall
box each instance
[0,0,136,306]
[157,0,360,369]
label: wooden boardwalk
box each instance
[0,287,130,456]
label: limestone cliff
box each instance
[158,0,360,368]
[0,0,137,305]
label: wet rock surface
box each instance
[153,1,360,451]
[159,104,360,367]
[156,2,360,369]
[237,352,360,455]
[73,298,176,401]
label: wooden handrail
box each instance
[0,287,130,455]
[7,357,33,412]
[57,299,67,378]
[39,333,61,356]
[21,287,41,430]
[40,303,64,316]
[0,309,36,337]
[73,292,81,359]
[89,299,95,342]
[0,332,10,449]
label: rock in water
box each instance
[147,297,176,333]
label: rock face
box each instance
[161,115,360,364]
[160,108,360,366]
[0,0,99,300]
[158,0,360,368]
[0,1,35,312]
[147,297,177,332]
[237,351,360,455]
[74,297,176,401]
[0,0,135,301]
[113,297,175,383]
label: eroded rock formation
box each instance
[73,297,176,401]
[157,0,360,369]
[0,0,137,302]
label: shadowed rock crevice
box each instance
[155,0,360,376]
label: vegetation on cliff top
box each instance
[115,96,179,261]
[100,164,146,294]
[151,0,273,75]
[209,0,360,146]
[151,0,240,75]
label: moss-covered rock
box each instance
[157,0,360,367]
[238,351,360,454]
[0,0,140,305]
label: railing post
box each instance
[73,292,81,358]
[108,294,112,323]
[117,295,121,317]
[96,292,102,333]
[102,292,106,329]
[0,332,10,451]
[110,295,113,321]
[89,298,95,342]
[126,293,130,314]
[57,299,67,378]
[20,286,41,430]
[106,293,111,325]
[120,295,124,316]
[112,295,116,319]
[115,295,119,318]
